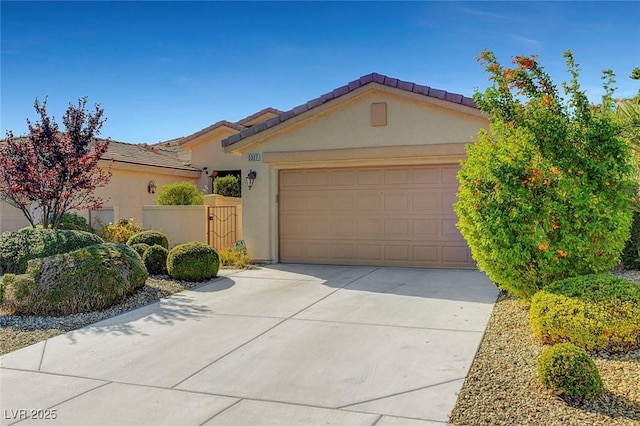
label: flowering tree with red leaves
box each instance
[0,97,112,229]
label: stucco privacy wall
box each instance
[0,200,31,233]
[225,83,488,263]
[142,205,207,247]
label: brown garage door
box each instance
[279,165,475,268]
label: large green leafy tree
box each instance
[455,51,637,299]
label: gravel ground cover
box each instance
[450,269,640,426]
[0,274,210,356]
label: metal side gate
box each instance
[207,206,237,250]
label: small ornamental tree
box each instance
[455,51,637,299]
[0,97,111,229]
[155,181,203,205]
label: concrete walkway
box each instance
[1,264,498,426]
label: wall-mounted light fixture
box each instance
[147,180,157,194]
[203,166,209,175]
[246,170,257,190]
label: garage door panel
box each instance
[384,193,411,210]
[331,243,356,261]
[356,218,382,236]
[357,169,382,185]
[280,194,306,212]
[443,245,473,265]
[279,166,474,268]
[384,169,411,185]
[331,194,356,210]
[412,168,440,185]
[357,244,383,262]
[331,170,357,186]
[442,166,460,184]
[384,219,411,240]
[357,193,382,210]
[306,194,331,211]
[412,192,440,211]
[306,217,330,237]
[385,245,411,262]
[281,218,306,237]
[413,245,441,264]
[413,219,439,239]
[331,217,355,236]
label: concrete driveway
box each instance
[1,264,498,426]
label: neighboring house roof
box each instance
[178,120,247,146]
[0,136,198,172]
[103,139,198,171]
[221,72,478,148]
[177,107,284,147]
[236,107,284,126]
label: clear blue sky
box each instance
[2,1,639,144]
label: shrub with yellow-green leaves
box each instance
[455,50,637,299]
[530,274,640,352]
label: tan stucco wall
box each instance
[90,161,201,227]
[142,205,208,247]
[0,200,31,233]
[182,128,242,194]
[227,86,488,263]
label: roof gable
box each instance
[222,73,477,148]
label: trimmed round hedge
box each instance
[0,227,104,274]
[1,243,148,315]
[530,274,640,352]
[131,243,151,258]
[537,342,603,400]
[126,230,169,249]
[142,244,168,275]
[167,241,219,282]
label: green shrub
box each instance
[1,243,148,315]
[530,274,640,352]
[127,230,169,249]
[537,342,603,400]
[99,219,143,244]
[56,212,94,233]
[0,227,104,274]
[131,243,150,257]
[218,247,251,268]
[213,175,241,197]
[156,182,203,205]
[621,208,640,269]
[167,241,219,282]
[142,244,168,275]
[455,51,636,299]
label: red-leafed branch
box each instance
[0,97,112,228]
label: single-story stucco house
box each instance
[223,73,487,268]
[1,73,488,269]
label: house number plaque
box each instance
[248,153,261,161]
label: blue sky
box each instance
[2,1,639,143]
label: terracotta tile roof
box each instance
[103,139,198,171]
[236,107,284,126]
[222,72,478,148]
[0,136,198,171]
[177,120,247,146]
